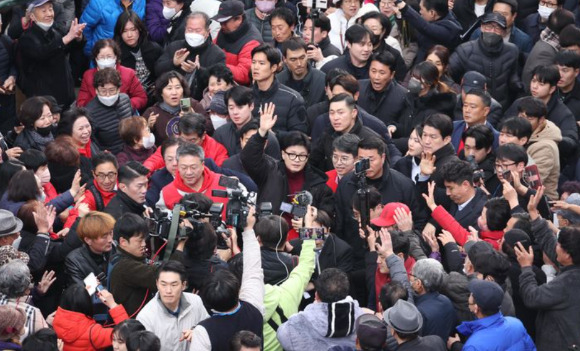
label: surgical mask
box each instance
[36,126,52,137]
[185,33,205,48]
[35,21,53,31]
[142,133,156,149]
[96,58,116,70]
[210,114,228,130]
[481,32,503,47]
[98,94,119,107]
[408,77,422,94]
[255,0,276,13]
[537,5,554,20]
[163,6,176,19]
[39,168,51,185]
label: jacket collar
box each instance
[433,142,456,162]
[253,78,280,99]
[116,246,146,263]
[115,190,146,212]
[457,312,503,336]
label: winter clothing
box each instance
[261,248,298,285]
[145,0,169,45]
[80,0,145,56]
[526,120,561,200]
[453,94,505,129]
[104,190,146,220]
[183,254,228,292]
[163,6,192,46]
[0,294,48,342]
[245,7,273,44]
[53,304,129,351]
[415,291,456,341]
[240,132,335,218]
[558,81,580,120]
[119,36,163,89]
[214,17,263,85]
[81,180,117,212]
[0,34,17,135]
[213,121,281,159]
[199,135,228,166]
[251,79,307,137]
[277,66,327,108]
[470,26,534,54]
[13,129,54,152]
[357,79,408,128]
[522,34,559,93]
[452,0,495,33]
[77,65,148,111]
[448,37,522,109]
[18,22,75,107]
[143,100,207,145]
[397,336,447,351]
[146,167,173,207]
[451,120,500,152]
[137,292,209,351]
[116,145,156,167]
[85,93,133,154]
[64,244,115,286]
[321,54,371,81]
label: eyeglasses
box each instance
[95,172,117,181]
[539,0,558,8]
[494,162,516,171]
[97,88,119,96]
[284,151,308,162]
[332,155,354,165]
[96,55,116,61]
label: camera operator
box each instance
[109,213,184,317]
[104,161,150,220]
[156,143,228,211]
[255,214,298,285]
[190,206,265,351]
[461,124,499,194]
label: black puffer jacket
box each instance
[251,79,308,137]
[213,121,280,159]
[104,191,146,220]
[448,37,522,109]
[397,90,456,140]
[241,132,334,217]
[261,248,298,285]
[119,37,162,83]
[357,79,408,128]
[277,66,326,108]
[85,93,133,154]
[452,0,495,31]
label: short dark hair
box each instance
[91,38,121,64]
[345,24,372,44]
[22,328,59,351]
[465,89,492,108]
[126,331,161,351]
[225,86,254,107]
[325,68,349,88]
[0,160,25,196]
[180,192,213,213]
[93,67,121,89]
[511,212,532,236]
[379,280,408,311]
[561,181,580,195]
[421,0,449,18]
[156,260,186,282]
[332,133,360,157]
[19,96,50,129]
[360,11,392,39]
[412,61,440,88]
[352,186,382,211]
[178,113,206,136]
[422,113,453,139]
[314,210,333,229]
[112,319,146,345]
[499,117,532,141]
[484,198,511,231]
[255,215,288,249]
[558,227,580,265]
[494,0,517,14]
[559,24,580,48]
[161,137,180,159]
[279,131,311,152]
[473,250,511,293]
[56,107,91,137]
[517,97,548,119]
[329,73,359,95]
[441,160,474,186]
[315,268,350,303]
[184,222,217,260]
[281,37,308,57]
[155,71,190,103]
[19,149,47,172]
[239,120,259,137]
[208,64,234,86]
[370,51,396,72]
[531,65,560,87]
[201,269,240,311]
[555,50,580,69]
[230,330,262,351]
[391,230,410,258]
[269,6,297,27]
[60,284,93,317]
[114,213,148,242]
[251,43,282,66]
[118,161,148,185]
[495,143,528,164]
[329,93,357,109]
[462,124,494,150]
[307,13,331,32]
[92,151,119,170]
[358,136,386,156]
[7,170,40,202]
[547,9,576,35]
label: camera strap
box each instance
[163,205,183,262]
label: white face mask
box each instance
[538,5,555,19]
[96,58,116,70]
[163,6,177,19]
[39,168,51,185]
[185,33,206,48]
[36,20,54,31]
[210,114,228,130]
[98,94,119,107]
[142,133,156,149]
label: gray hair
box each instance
[187,12,211,30]
[332,133,360,157]
[0,260,31,298]
[176,143,205,161]
[412,258,445,292]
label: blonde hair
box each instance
[77,211,116,241]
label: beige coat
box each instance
[527,120,562,200]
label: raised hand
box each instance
[173,48,190,67]
[527,185,545,220]
[148,112,159,129]
[33,204,51,233]
[258,102,277,137]
[514,241,534,268]
[419,152,436,176]
[375,227,394,257]
[438,230,456,246]
[394,207,413,232]
[421,181,437,211]
[37,270,56,295]
[96,289,118,309]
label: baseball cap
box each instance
[355,314,387,349]
[212,0,245,23]
[27,0,52,12]
[481,12,507,29]
[462,71,487,93]
[468,279,504,313]
[371,202,410,228]
[209,90,228,115]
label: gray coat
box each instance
[86,93,132,155]
[519,217,580,351]
[522,40,557,94]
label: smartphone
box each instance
[299,227,325,240]
[180,98,191,113]
[524,165,542,190]
[502,170,513,183]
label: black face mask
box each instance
[36,126,52,137]
[371,33,381,47]
[481,32,503,47]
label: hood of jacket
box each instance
[415,90,456,114]
[529,120,562,144]
[300,297,360,337]
[53,307,96,343]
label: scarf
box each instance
[540,27,561,51]
[28,130,54,150]
[78,139,93,158]
[159,101,181,115]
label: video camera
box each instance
[354,158,372,243]
[466,155,485,186]
[212,176,254,232]
[280,191,312,218]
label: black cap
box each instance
[481,12,507,29]
[462,71,487,93]
[468,279,504,313]
[212,0,245,23]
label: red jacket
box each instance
[160,166,228,212]
[143,147,164,173]
[76,64,147,111]
[53,304,129,351]
[201,135,228,166]
[374,256,415,311]
[431,205,503,249]
[325,169,339,193]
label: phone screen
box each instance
[180,98,191,112]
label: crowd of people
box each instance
[0,0,579,350]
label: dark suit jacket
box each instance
[290,233,354,278]
[446,188,487,230]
